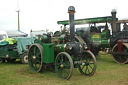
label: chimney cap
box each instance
[111,9,117,13]
[68,6,75,12]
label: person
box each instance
[61,25,69,34]
[123,23,128,30]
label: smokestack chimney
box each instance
[68,6,75,42]
[111,9,117,34]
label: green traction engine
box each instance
[28,6,97,80]
[58,9,128,64]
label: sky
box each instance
[0,0,128,34]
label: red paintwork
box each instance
[118,40,122,52]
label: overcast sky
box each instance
[0,0,127,33]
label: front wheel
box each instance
[55,52,74,80]
[78,51,97,76]
[21,52,28,64]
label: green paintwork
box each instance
[57,16,113,25]
[91,33,101,43]
[91,30,110,48]
[60,35,65,41]
[55,44,66,53]
[100,30,110,48]
[40,35,48,43]
[0,37,34,60]
[54,31,61,37]
[43,44,54,63]
[0,50,18,59]
[101,40,110,48]
[51,37,60,44]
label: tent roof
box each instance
[6,30,28,37]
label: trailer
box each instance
[0,37,34,64]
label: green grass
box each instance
[0,54,128,85]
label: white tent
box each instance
[5,30,28,37]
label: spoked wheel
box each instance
[28,43,43,72]
[21,52,28,64]
[112,44,128,64]
[78,51,97,76]
[55,52,74,80]
[75,36,85,43]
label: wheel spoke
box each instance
[87,66,91,74]
[85,65,88,73]
[88,58,92,62]
[61,55,64,63]
[36,59,41,63]
[58,68,63,72]
[58,56,61,61]
[33,47,36,55]
[63,69,69,77]
[81,65,85,70]
[85,57,88,62]
[88,64,93,70]
[36,52,41,57]
[57,63,61,66]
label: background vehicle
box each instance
[57,9,128,64]
[0,30,35,64]
[30,30,47,38]
[0,37,34,64]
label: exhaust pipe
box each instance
[111,9,117,35]
[68,6,75,42]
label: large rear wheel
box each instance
[112,44,128,64]
[28,43,43,72]
[55,52,74,80]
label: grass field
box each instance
[0,54,128,85]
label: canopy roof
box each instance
[116,20,128,23]
[57,16,118,25]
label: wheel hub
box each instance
[24,55,28,63]
[85,62,89,65]
[60,64,63,68]
[33,56,36,60]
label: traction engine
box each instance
[28,6,97,80]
